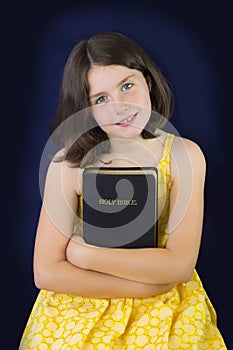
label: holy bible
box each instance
[82,167,158,248]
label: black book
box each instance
[82,167,158,248]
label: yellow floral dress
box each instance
[19,133,227,349]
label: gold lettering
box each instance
[117,199,138,206]
[99,199,116,205]
[99,198,138,206]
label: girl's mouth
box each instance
[115,113,137,127]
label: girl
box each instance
[19,32,227,349]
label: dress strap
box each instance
[162,133,175,162]
[159,133,175,192]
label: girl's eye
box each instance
[96,96,107,105]
[121,83,133,91]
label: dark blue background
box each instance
[2,1,232,348]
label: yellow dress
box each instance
[19,133,227,350]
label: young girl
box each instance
[19,32,227,349]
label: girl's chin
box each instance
[107,127,144,139]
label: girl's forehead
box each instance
[88,65,134,80]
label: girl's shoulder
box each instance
[47,148,83,195]
[171,135,206,164]
[158,129,204,155]
[168,134,206,184]
[155,129,205,164]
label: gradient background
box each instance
[2,1,232,348]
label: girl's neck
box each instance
[109,135,145,154]
[101,136,156,168]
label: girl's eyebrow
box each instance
[89,74,135,100]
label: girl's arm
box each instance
[67,137,206,285]
[34,155,175,298]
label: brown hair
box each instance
[49,32,174,167]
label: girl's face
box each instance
[88,65,152,139]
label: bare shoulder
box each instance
[172,136,206,165]
[170,136,206,182]
[46,148,83,195]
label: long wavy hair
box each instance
[49,32,174,167]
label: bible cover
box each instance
[82,167,158,248]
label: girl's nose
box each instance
[111,95,130,115]
[112,102,130,115]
